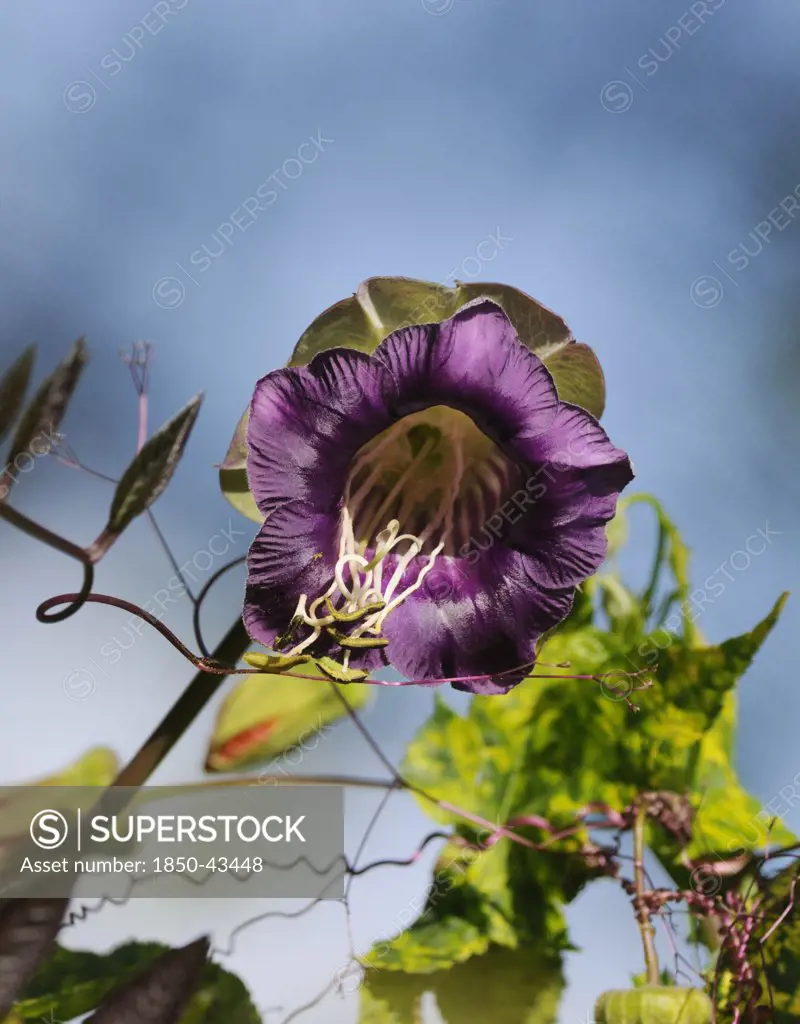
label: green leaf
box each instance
[359,837,570,970]
[360,946,565,1024]
[688,762,795,861]
[483,627,638,822]
[4,339,87,495]
[0,346,35,445]
[0,747,119,846]
[362,915,491,974]
[220,276,607,518]
[218,408,263,525]
[358,810,582,974]
[742,865,800,1022]
[407,592,788,865]
[359,987,419,1023]
[652,592,788,723]
[622,495,693,639]
[530,594,788,815]
[400,696,501,824]
[106,393,202,534]
[205,659,372,771]
[683,688,795,860]
[15,940,260,1023]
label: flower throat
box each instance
[270,407,523,680]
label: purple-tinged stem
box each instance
[0,500,89,565]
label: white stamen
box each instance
[289,625,322,655]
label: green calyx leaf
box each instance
[290,278,604,419]
[219,277,606,520]
[218,407,263,524]
[594,987,713,1024]
[105,393,202,536]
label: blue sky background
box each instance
[1,1,799,1020]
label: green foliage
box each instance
[363,495,790,986]
[14,940,259,1022]
[106,393,203,535]
[708,864,800,1023]
[683,693,794,861]
[206,659,372,771]
[217,407,262,524]
[360,946,564,1023]
[219,276,606,520]
[358,834,587,975]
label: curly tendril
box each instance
[33,587,655,695]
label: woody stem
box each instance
[633,802,661,985]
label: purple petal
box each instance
[373,299,559,445]
[502,403,633,588]
[246,348,394,516]
[244,500,338,648]
[519,402,632,479]
[380,549,574,694]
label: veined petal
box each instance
[244,500,339,649]
[246,348,394,516]
[381,550,574,693]
[519,402,633,478]
[373,299,560,445]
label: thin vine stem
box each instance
[35,590,653,696]
[192,555,247,657]
[633,801,661,985]
[0,501,90,564]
